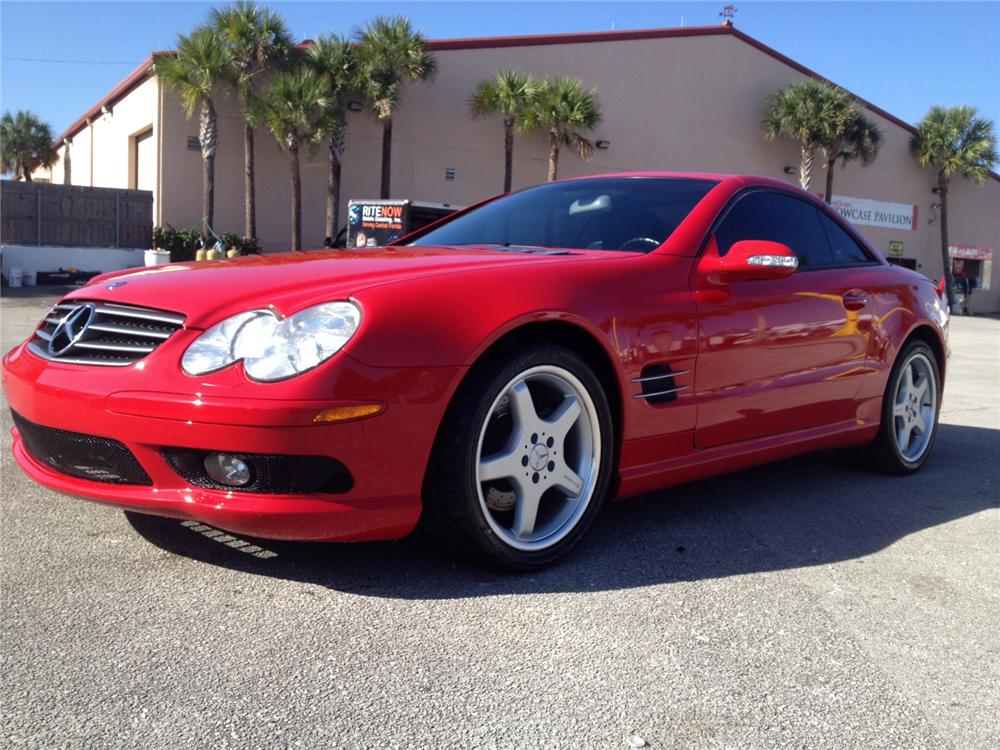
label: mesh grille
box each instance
[28,300,185,367]
[162,449,353,495]
[12,411,152,486]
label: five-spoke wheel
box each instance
[852,339,941,475]
[891,350,937,463]
[476,366,601,551]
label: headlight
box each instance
[181,301,361,381]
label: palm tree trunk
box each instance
[244,121,256,240]
[326,135,343,242]
[503,116,515,193]
[19,163,32,182]
[938,174,955,308]
[799,144,814,190]
[547,130,560,182]
[824,157,837,203]
[289,140,302,251]
[199,100,218,241]
[380,116,392,199]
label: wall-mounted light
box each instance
[595,140,611,150]
[783,166,795,175]
[347,101,363,112]
[101,105,112,117]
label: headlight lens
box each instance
[181,301,361,381]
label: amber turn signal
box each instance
[313,404,385,423]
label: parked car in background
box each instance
[3,173,948,569]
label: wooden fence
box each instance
[1,181,153,249]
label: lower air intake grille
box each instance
[28,299,185,366]
[11,411,152,486]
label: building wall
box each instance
[37,76,161,221]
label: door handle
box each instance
[842,290,868,310]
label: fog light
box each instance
[203,453,251,487]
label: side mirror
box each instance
[719,239,798,282]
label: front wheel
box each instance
[422,345,614,570]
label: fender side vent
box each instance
[632,364,689,405]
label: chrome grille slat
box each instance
[74,341,157,353]
[29,299,185,367]
[87,322,172,340]
[91,304,186,326]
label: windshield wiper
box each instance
[445,243,571,255]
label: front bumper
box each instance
[3,341,465,542]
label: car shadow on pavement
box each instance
[125,423,999,599]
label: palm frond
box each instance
[258,66,332,151]
[911,105,998,183]
[469,68,540,120]
[353,15,436,120]
[153,26,230,117]
[1,109,57,177]
[522,76,602,152]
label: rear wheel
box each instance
[855,340,941,474]
[422,344,614,570]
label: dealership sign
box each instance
[948,244,993,261]
[830,195,918,231]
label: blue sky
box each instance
[1,1,997,138]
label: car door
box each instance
[693,190,874,449]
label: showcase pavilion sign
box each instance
[830,195,918,231]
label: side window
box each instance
[818,211,874,265]
[714,191,835,269]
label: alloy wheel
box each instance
[475,365,602,552]
[892,351,937,463]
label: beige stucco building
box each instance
[34,23,1000,311]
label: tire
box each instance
[852,340,941,475]
[422,344,615,570]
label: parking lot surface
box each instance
[2,291,998,749]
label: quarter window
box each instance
[714,191,836,269]
[817,211,873,265]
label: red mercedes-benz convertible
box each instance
[3,173,948,569]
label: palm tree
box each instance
[354,16,436,198]
[305,34,356,242]
[820,110,882,202]
[0,110,57,181]
[522,76,602,182]
[154,27,230,240]
[211,1,293,241]
[910,105,998,307]
[469,69,540,193]
[257,67,331,251]
[760,81,854,191]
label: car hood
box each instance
[69,246,623,328]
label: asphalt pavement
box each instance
[1,290,998,749]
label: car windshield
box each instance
[407,177,717,252]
